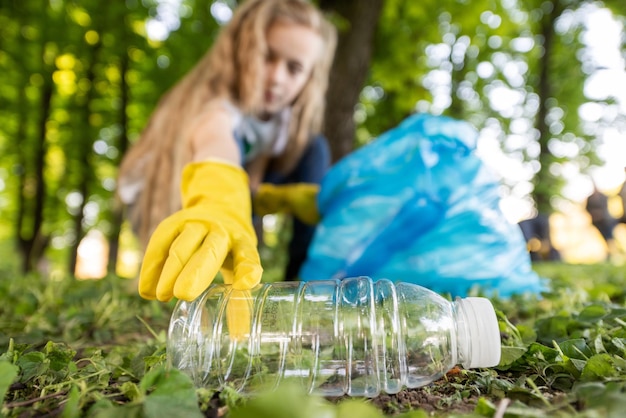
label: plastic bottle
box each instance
[167,276,501,397]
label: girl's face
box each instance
[262,20,323,117]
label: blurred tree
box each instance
[359,0,625,219]
[318,0,384,162]
[525,0,590,214]
[0,0,624,274]
[1,0,59,273]
[64,1,105,274]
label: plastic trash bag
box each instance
[299,113,546,298]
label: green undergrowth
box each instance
[2,260,626,417]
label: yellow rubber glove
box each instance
[252,183,320,225]
[138,160,263,302]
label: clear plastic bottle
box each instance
[167,276,501,397]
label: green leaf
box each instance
[87,401,144,418]
[473,397,496,415]
[526,342,560,363]
[534,316,571,343]
[573,382,626,415]
[581,354,619,381]
[336,399,384,418]
[140,367,203,418]
[0,361,19,404]
[578,304,608,322]
[229,385,334,418]
[395,410,429,418]
[558,339,592,360]
[45,341,76,372]
[604,307,626,322]
[499,346,527,367]
[610,337,626,353]
[568,358,587,373]
[120,381,142,402]
[572,381,607,402]
[61,385,81,418]
[516,324,538,345]
[610,354,626,371]
[16,351,48,382]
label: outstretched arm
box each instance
[139,103,263,302]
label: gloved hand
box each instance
[252,183,320,225]
[138,160,263,302]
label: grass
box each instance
[2,253,626,417]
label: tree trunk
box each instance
[319,0,384,162]
[108,53,130,274]
[533,1,563,214]
[68,39,101,276]
[17,78,52,274]
[13,0,56,274]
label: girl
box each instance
[117,0,337,302]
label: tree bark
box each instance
[319,0,384,162]
[17,77,52,274]
[13,0,55,274]
[533,1,563,214]
[108,53,131,274]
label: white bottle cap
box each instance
[456,297,501,368]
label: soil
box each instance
[328,369,479,416]
[363,387,477,415]
[204,367,481,417]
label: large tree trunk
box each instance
[533,1,563,214]
[319,0,384,162]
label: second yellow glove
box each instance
[252,183,320,225]
[138,161,263,302]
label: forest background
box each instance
[1,0,625,279]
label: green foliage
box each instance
[3,263,626,416]
[363,0,623,213]
[1,1,626,414]
[2,0,624,274]
[0,270,171,417]
[0,0,223,274]
[88,367,204,417]
[0,362,19,405]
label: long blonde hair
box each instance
[118,0,337,247]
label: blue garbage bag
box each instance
[299,113,546,298]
